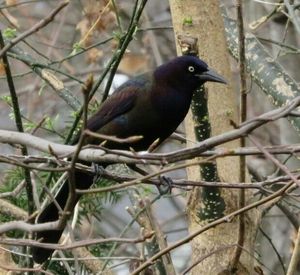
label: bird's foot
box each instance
[157,175,173,195]
[92,163,106,183]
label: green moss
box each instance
[183,16,193,26]
[192,86,225,221]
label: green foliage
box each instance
[44,114,59,132]
[43,174,123,271]
[0,95,14,120]
[47,261,70,275]
[89,242,114,258]
[141,185,153,196]
[64,112,83,142]
[1,95,12,105]
[23,121,36,132]
[88,100,100,115]
[8,111,15,120]
[70,110,81,119]
[112,30,123,41]
[0,167,28,210]
[0,168,28,239]
[1,95,61,136]
[3,28,17,39]
[70,42,84,57]
[79,176,121,220]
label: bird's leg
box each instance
[158,175,173,195]
[92,163,106,184]
[128,164,173,195]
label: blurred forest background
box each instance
[0,0,299,274]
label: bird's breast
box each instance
[152,87,193,125]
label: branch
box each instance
[131,179,294,274]
[0,30,34,215]
[0,1,69,58]
[127,197,176,275]
[0,234,154,250]
[222,9,300,132]
[8,46,81,110]
[3,142,300,168]
[287,226,300,275]
[1,95,300,166]
[231,0,247,270]
[248,135,300,188]
[0,220,61,234]
[284,0,300,34]
[0,199,27,220]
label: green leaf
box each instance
[43,115,58,132]
[0,95,12,105]
[70,42,83,56]
[3,28,17,39]
[23,121,36,131]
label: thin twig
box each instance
[182,244,236,275]
[248,135,300,188]
[63,75,94,231]
[0,264,53,275]
[0,30,35,250]
[231,0,247,271]
[0,155,69,172]
[249,0,283,30]
[0,234,154,250]
[259,227,286,274]
[284,0,300,34]
[76,156,217,194]
[0,1,69,58]
[65,0,148,144]
[0,180,26,199]
[127,197,171,275]
[286,226,300,275]
[131,180,294,274]
[84,129,143,144]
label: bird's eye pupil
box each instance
[188,66,195,72]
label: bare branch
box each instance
[0,234,154,250]
[287,226,300,275]
[0,1,69,58]
[131,179,295,274]
[1,95,300,167]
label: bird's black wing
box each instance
[72,74,151,145]
[88,74,151,131]
[87,86,138,132]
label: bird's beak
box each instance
[197,68,227,84]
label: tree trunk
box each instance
[169,1,258,274]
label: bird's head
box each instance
[155,56,227,91]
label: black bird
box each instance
[32,55,226,263]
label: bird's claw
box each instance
[92,163,105,183]
[158,175,173,195]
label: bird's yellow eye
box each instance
[188,66,195,72]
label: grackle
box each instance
[32,55,226,263]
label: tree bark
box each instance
[169,1,258,274]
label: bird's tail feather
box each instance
[32,170,94,264]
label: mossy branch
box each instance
[222,10,300,132]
